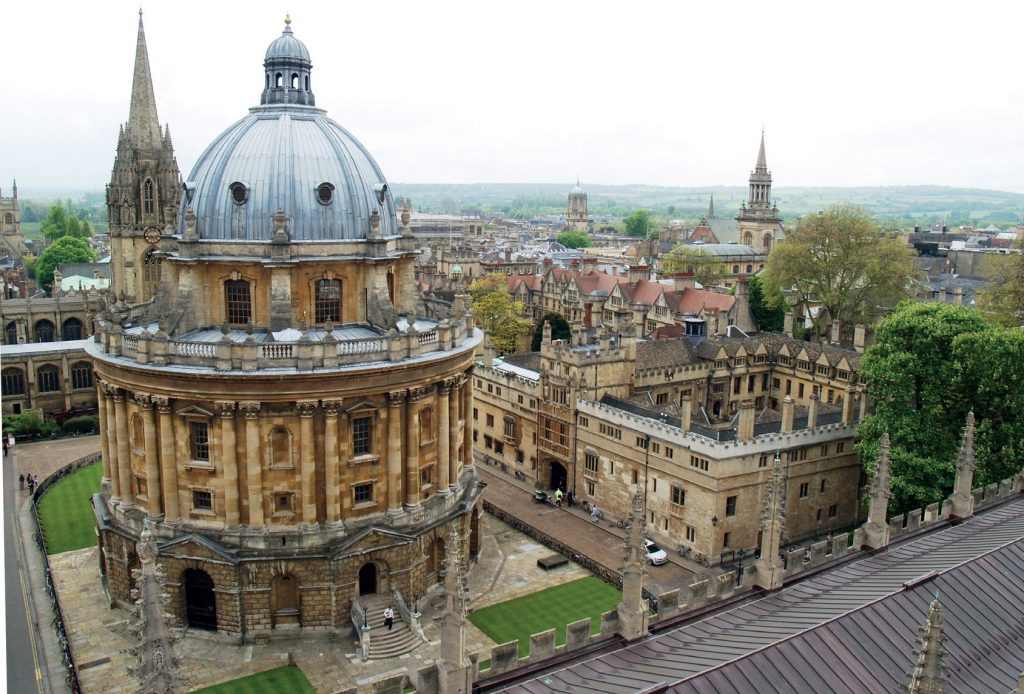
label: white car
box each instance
[644,539,668,565]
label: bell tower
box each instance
[106,11,181,304]
[736,131,781,254]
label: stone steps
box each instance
[355,594,423,660]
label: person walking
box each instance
[383,606,394,631]
[554,488,563,507]
[18,474,24,491]
[590,504,600,523]
[27,475,35,495]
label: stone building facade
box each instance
[89,15,482,640]
[0,180,29,261]
[0,340,96,417]
[474,325,866,563]
[566,181,589,232]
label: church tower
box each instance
[566,180,589,232]
[736,132,781,254]
[106,11,181,304]
[0,179,28,261]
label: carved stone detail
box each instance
[297,401,318,417]
[240,402,261,419]
[215,401,236,418]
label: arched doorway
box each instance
[271,574,300,628]
[184,569,217,631]
[358,563,377,596]
[549,461,567,492]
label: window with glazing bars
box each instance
[225,279,252,324]
[352,416,372,455]
[315,279,340,323]
[190,422,210,461]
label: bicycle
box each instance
[615,517,630,529]
[676,544,691,559]
[695,552,710,568]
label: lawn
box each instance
[191,666,315,694]
[36,462,102,554]
[468,576,621,659]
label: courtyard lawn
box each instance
[191,666,316,694]
[469,576,621,659]
[36,462,102,554]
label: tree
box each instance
[661,245,728,286]
[472,291,532,354]
[975,239,1024,327]
[40,202,93,242]
[748,275,787,332]
[531,312,572,351]
[763,205,917,327]
[468,273,510,303]
[556,231,591,249]
[855,301,1012,513]
[35,236,98,295]
[623,209,653,237]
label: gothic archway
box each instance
[358,563,377,596]
[549,461,568,492]
[184,569,217,630]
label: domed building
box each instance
[566,179,589,232]
[89,15,482,639]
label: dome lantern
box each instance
[261,15,315,106]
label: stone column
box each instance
[96,383,112,491]
[616,487,649,641]
[438,380,451,492]
[447,379,459,490]
[217,402,240,527]
[387,391,405,512]
[462,373,474,472]
[863,433,892,549]
[298,401,318,526]
[323,400,342,525]
[113,390,133,509]
[138,394,162,520]
[104,384,121,502]
[154,397,179,521]
[241,402,263,526]
[405,388,423,507]
[679,393,692,432]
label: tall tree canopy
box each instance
[623,209,653,237]
[856,301,1022,513]
[748,275,787,332]
[531,312,572,351]
[468,273,532,354]
[763,205,917,327]
[556,231,592,249]
[40,203,93,242]
[661,245,728,286]
[35,236,98,295]
[975,238,1024,327]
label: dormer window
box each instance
[230,182,248,205]
[317,182,335,205]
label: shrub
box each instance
[62,415,99,435]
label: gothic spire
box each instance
[128,10,163,149]
[755,129,768,173]
[708,194,715,219]
[906,597,947,694]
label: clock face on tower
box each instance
[143,227,161,245]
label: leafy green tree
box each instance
[975,238,1024,327]
[856,301,995,513]
[748,275,787,331]
[40,203,70,241]
[763,205,917,327]
[472,291,532,354]
[661,245,727,286]
[531,312,572,351]
[623,209,652,237]
[556,231,592,249]
[35,236,98,295]
[468,273,510,303]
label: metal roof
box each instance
[501,495,1024,693]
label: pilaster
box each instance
[114,390,133,509]
[323,400,342,525]
[241,402,263,526]
[154,397,179,521]
[104,384,122,502]
[137,394,162,520]
[387,391,405,512]
[298,401,318,525]
[217,402,240,526]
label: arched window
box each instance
[70,361,92,390]
[743,231,753,246]
[304,75,309,90]
[142,250,162,297]
[62,317,84,340]
[314,279,340,324]
[5,321,17,345]
[291,73,299,89]
[265,73,270,89]
[732,265,740,274]
[2,368,25,395]
[37,364,60,393]
[34,320,55,343]
[224,279,252,325]
[270,427,292,467]
[3,212,12,224]
[746,264,753,274]
[144,179,154,214]
[131,413,145,454]
[763,234,773,252]
[275,73,283,88]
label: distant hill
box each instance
[389,183,1024,227]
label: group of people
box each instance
[19,473,39,494]
[550,486,602,522]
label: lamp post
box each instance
[735,547,745,586]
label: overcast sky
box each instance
[4,1,1022,195]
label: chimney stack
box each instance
[673,272,695,292]
[737,400,755,439]
[781,396,795,433]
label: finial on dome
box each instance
[284,13,292,28]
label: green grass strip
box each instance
[36,462,102,554]
[468,575,620,659]
[191,665,316,694]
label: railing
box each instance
[337,336,385,355]
[261,344,293,359]
[417,330,438,345]
[31,451,100,694]
[121,334,139,352]
[351,598,366,633]
[393,587,413,625]
[172,341,217,358]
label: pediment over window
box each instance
[176,404,216,418]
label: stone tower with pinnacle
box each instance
[566,180,589,232]
[755,451,787,591]
[616,485,649,641]
[863,432,893,549]
[736,131,781,254]
[107,11,181,305]
[437,520,474,694]
[948,411,977,520]
[905,597,947,694]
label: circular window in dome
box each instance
[229,182,248,205]
[317,182,335,206]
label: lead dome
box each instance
[178,18,396,241]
